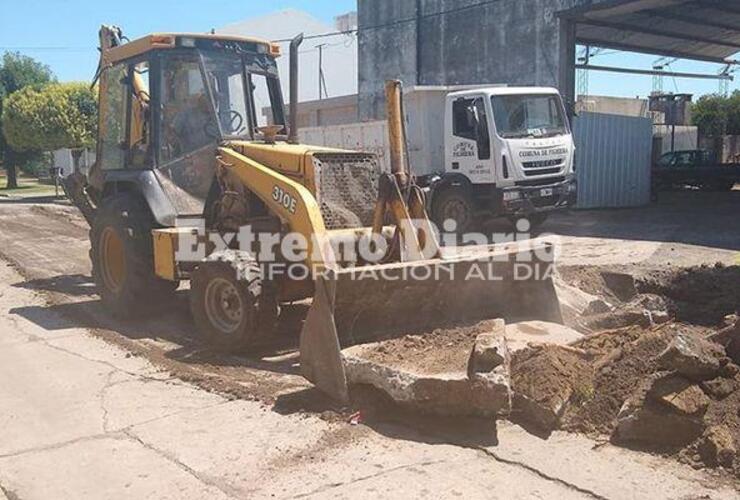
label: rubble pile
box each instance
[345,265,739,478]
[513,265,740,478]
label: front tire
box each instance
[90,193,177,317]
[190,252,273,352]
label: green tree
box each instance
[0,52,55,188]
[2,82,97,176]
[725,90,740,136]
[692,94,729,138]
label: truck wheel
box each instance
[190,252,274,352]
[90,194,177,317]
[433,188,474,233]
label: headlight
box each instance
[503,191,521,201]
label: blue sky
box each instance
[1,0,737,99]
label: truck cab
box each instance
[429,87,577,231]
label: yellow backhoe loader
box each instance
[69,26,562,402]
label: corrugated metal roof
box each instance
[561,0,740,63]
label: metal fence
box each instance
[573,112,653,209]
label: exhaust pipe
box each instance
[288,33,304,144]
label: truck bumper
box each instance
[500,178,577,215]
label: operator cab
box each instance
[92,31,287,218]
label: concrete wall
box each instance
[358,0,419,120]
[576,96,650,118]
[299,120,390,171]
[294,95,359,128]
[699,135,740,163]
[357,0,606,120]
[51,149,95,177]
[654,126,699,155]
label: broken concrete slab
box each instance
[648,375,710,416]
[615,374,705,448]
[467,319,507,376]
[709,319,740,365]
[504,321,584,353]
[698,425,737,468]
[341,319,589,419]
[657,331,724,381]
[582,298,613,316]
[342,344,511,417]
[580,308,651,331]
[553,278,603,322]
[616,399,704,448]
[701,377,737,400]
[601,271,638,301]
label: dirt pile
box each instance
[511,321,740,476]
[638,264,740,326]
[510,345,593,431]
[516,264,740,478]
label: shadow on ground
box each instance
[13,274,97,297]
[9,276,308,379]
[533,191,740,252]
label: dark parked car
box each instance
[654,149,739,192]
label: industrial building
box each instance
[358,0,740,120]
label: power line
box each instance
[271,0,507,43]
[0,47,95,51]
[4,1,508,52]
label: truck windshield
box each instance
[491,94,567,139]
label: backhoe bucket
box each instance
[300,241,562,402]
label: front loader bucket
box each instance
[300,241,562,402]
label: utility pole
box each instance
[719,64,733,97]
[652,57,678,95]
[316,43,329,100]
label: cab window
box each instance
[159,55,214,164]
[99,64,127,170]
[248,73,285,133]
[127,61,151,168]
[452,97,490,160]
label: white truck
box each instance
[404,86,576,231]
[299,85,577,231]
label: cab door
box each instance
[155,52,219,217]
[445,95,495,184]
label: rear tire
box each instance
[432,188,475,234]
[189,252,274,352]
[90,194,177,317]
